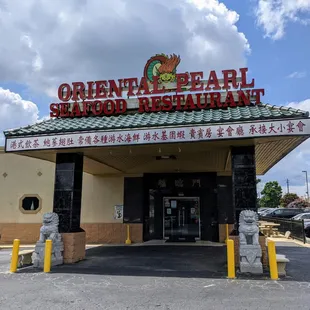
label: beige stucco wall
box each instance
[0,150,124,224]
[0,152,55,223]
[81,174,124,223]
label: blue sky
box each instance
[223,0,310,195]
[0,0,310,196]
[224,0,310,106]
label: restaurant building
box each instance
[2,54,310,263]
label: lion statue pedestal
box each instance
[32,212,64,268]
[238,210,263,274]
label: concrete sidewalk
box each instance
[268,237,310,248]
[0,243,309,309]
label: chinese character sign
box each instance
[5,119,310,152]
[158,179,167,188]
[192,179,201,187]
[175,179,184,188]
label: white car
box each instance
[260,208,277,216]
[258,208,270,215]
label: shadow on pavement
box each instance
[276,245,310,282]
[20,245,228,279]
[14,244,310,282]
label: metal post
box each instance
[302,219,306,244]
[302,171,309,202]
[268,240,278,280]
[225,224,229,243]
[227,239,235,279]
[10,239,20,273]
[44,240,53,273]
[286,179,290,193]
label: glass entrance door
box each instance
[163,197,200,241]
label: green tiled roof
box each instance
[4,104,309,137]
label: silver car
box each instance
[292,212,310,221]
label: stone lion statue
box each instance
[239,210,259,245]
[32,212,63,268]
[38,212,61,243]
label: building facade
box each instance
[0,150,130,244]
[2,54,310,262]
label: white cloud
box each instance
[255,0,310,40]
[0,88,39,145]
[286,71,307,79]
[261,98,310,197]
[287,99,310,119]
[0,0,250,97]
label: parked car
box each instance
[304,222,310,238]
[292,212,310,221]
[261,208,306,219]
[258,208,270,215]
[259,208,278,217]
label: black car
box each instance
[305,222,310,238]
[263,208,306,219]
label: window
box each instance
[273,209,283,215]
[283,209,294,214]
[19,195,42,214]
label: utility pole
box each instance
[302,171,309,202]
[286,179,290,193]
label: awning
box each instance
[3,104,310,176]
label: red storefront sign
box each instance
[50,54,265,118]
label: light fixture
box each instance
[156,155,177,160]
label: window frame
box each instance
[19,194,42,214]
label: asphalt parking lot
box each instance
[0,243,309,310]
[52,245,228,278]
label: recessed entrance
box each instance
[163,197,200,242]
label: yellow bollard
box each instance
[227,239,236,279]
[44,239,53,273]
[10,239,20,273]
[268,240,278,280]
[225,224,229,243]
[125,224,132,245]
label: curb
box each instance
[268,237,310,248]
[0,245,35,249]
[0,244,105,250]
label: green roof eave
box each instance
[4,103,309,138]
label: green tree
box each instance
[280,193,299,207]
[260,181,282,209]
